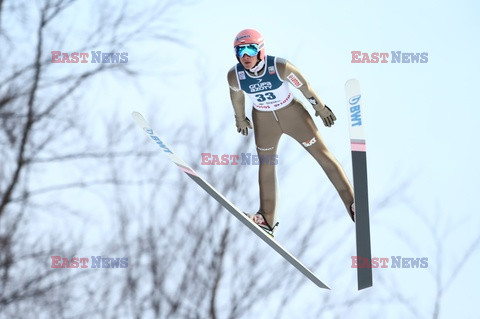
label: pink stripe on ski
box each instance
[176,163,198,176]
[351,141,366,152]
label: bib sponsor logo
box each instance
[238,71,246,80]
[272,92,292,108]
[249,79,272,92]
[268,66,275,74]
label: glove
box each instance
[235,117,253,136]
[314,104,336,127]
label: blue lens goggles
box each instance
[235,44,259,57]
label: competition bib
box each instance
[236,56,293,111]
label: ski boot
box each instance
[349,202,355,222]
[245,212,279,237]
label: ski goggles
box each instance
[235,44,261,57]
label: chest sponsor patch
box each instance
[238,71,246,80]
[268,66,275,74]
[287,72,303,88]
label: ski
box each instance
[131,112,330,290]
[345,79,373,290]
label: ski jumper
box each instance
[227,55,354,222]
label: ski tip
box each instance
[131,111,152,131]
[345,78,360,87]
[131,111,142,119]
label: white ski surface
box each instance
[132,111,330,290]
